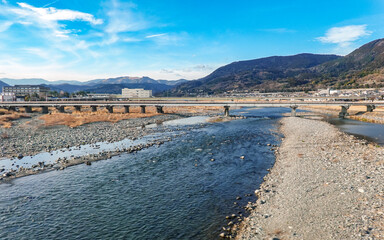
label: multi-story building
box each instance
[2,85,50,97]
[0,92,16,102]
[122,88,152,98]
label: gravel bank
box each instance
[0,114,185,159]
[237,117,384,239]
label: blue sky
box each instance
[0,0,383,81]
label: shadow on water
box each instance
[0,107,289,240]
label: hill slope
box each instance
[0,80,9,92]
[312,38,384,88]
[170,53,341,95]
[170,38,384,95]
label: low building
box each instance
[2,85,50,97]
[122,88,152,98]
[0,92,16,102]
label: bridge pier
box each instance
[74,106,82,112]
[7,106,17,112]
[339,105,350,118]
[224,106,230,117]
[41,106,49,114]
[156,106,164,114]
[124,106,130,113]
[106,106,114,113]
[290,105,298,117]
[91,106,97,112]
[140,105,146,113]
[56,106,65,113]
[366,105,375,112]
[24,106,32,113]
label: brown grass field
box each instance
[0,105,222,128]
[0,109,31,128]
[38,106,222,128]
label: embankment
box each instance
[236,117,384,239]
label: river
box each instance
[325,117,384,145]
[0,107,289,240]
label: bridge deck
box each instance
[0,100,383,108]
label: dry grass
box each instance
[38,106,222,128]
[0,112,31,128]
[39,111,159,128]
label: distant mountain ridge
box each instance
[0,76,187,87]
[169,38,384,95]
[0,76,188,94]
[0,80,9,92]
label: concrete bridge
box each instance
[0,100,383,118]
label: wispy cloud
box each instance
[17,2,103,25]
[145,33,167,38]
[317,25,372,47]
[104,0,149,44]
[147,32,188,46]
[0,2,103,40]
[157,64,216,79]
[0,21,12,32]
[42,0,60,8]
[261,28,296,33]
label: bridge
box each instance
[0,100,383,118]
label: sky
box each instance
[0,0,384,81]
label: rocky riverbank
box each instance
[0,113,185,159]
[0,111,224,182]
[236,116,384,239]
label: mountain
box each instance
[81,83,173,94]
[0,80,9,92]
[312,38,384,88]
[169,53,341,95]
[44,82,173,94]
[169,38,384,95]
[0,78,51,85]
[0,78,88,86]
[85,76,158,86]
[42,84,91,93]
[84,76,188,86]
[1,76,187,94]
[157,79,189,85]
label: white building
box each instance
[122,88,152,98]
[0,92,16,102]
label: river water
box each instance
[0,108,289,240]
[325,117,384,145]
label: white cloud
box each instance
[42,0,60,8]
[104,0,149,44]
[0,21,12,32]
[145,33,167,38]
[2,0,8,4]
[317,25,371,47]
[155,64,217,79]
[17,3,103,25]
[147,32,188,46]
[0,2,103,40]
